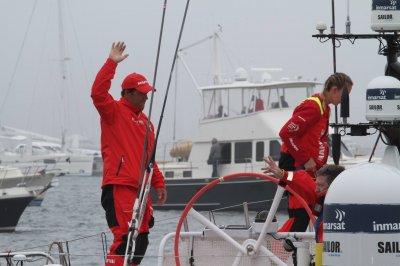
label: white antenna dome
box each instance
[261,72,272,82]
[234,67,248,81]
[365,76,400,121]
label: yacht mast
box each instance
[213,31,221,86]
[57,0,68,149]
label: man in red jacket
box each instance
[262,156,345,242]
[91,42,167,266]
[278,72,353,232]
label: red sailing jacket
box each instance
[282,170,317,209]
[279,94,330,169]
[282,170,324,241]
[91,58,165,189]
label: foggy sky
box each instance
[0,0,386,153]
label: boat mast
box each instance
[329,0,342,165]
[330,0,338,123]
[57,0,69,150]
[213,30,221,86]
[176,27,223,118]
[173,62,178,142]
[213,29,223,114]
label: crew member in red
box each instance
[278,72,353,232]
[91,42,167,266]
[262,156,345,242]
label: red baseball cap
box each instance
[121,73,154,94]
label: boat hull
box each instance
[151,176,287,211]
[0,195,35,232]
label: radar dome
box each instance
[365,76,400,121]
[323,163,400,265]
[234,68,248,81]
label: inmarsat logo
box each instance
[335,209,345,222]
[367,89,387,100]
[324,208,346,230]
[373,221,400,232]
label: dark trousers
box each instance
[212,160,218,177]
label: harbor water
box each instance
[0,175,287,266]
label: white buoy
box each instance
[323,155,400,265]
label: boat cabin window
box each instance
[183,170,192,178]
[234,142,252,163]
[269,140,281,161]
[201,83,318,120]
[43,159,56,164]
[219,143,232,164]
[256,141,264,162]
[165,171,174,178]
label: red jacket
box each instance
[282,170,317,209]
[91,58,165,189]
[282,170,324,241]
[279,94,330,168]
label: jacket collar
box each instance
[315,93,330,111]
[120,97,143,115]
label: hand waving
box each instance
[261,155,283,179]
[109,41,129,63]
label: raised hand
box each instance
[109,41,129,63]
[261,155,283,179]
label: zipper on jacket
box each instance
[116,155,124,176]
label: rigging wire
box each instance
[122,0,171,263]
[149,0,192,165]
[137,0,193,240]
[121,0,193,262]
[26,2,52,132]
[65,0,92,137]
[137,0,169,197]
[0,0,39,124]
[57,0,69,145]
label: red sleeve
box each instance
[283,170,317,206]
[151,161,165,189]
[279,101,322,165]
[91,58,118,124]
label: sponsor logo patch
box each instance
[137,80,148,85]
[287,122,299,132]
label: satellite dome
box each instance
[234,68,248,81]
[323,163,400,265]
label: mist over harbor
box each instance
[0,0,386,155]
